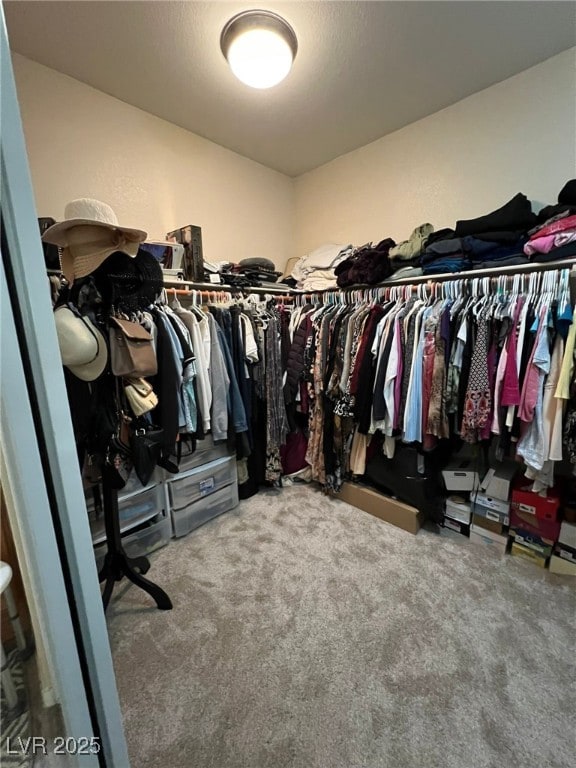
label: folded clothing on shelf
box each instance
[390,223,434,261]
[422,257,470,275]
[454,193,537,237]
[471,255,529,270]
[387,266,423,281]
[239,257,277,271]
[335,239,395,287]
[291,243,352,282]
[301,270,339,291]
[529,240,576,263]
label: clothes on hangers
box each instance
[294,269,575,492]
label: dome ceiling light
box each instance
[220,9,298,89]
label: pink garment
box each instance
[524,235,557,256]
[501,300,524,406]
[524,230,576,256]
[529,214,576,240]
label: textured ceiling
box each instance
[4,1,575,177]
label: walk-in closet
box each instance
[1,3,575,768]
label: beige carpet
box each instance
[107,485,576,768]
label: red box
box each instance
[510,505,561,547]
[510,486,560,522]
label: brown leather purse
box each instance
[109,316,158,378]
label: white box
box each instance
[445,496,472,525]
[549,555,576,576]
[479,461,518,501]
[470,525,509,555]
[442,460,481,492]
[559,521,576,550]
[472,491,510,526]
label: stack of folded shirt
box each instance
[436,192,541,274]
[390,223,433,264]
[291,243,353,290]
[454,192,537,238]
[421,237,470,275]
[388,223,433,281]
[524,212,576,263]
[462,234,529,270]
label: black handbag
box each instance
[102,418,133,490]
[130,422,164,486]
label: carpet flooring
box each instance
[107,485,576,768]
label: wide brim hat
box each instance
[42,198,147,247]
[42,199,147,282]
[54,305,108,382]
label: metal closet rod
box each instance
[162,277,296,295]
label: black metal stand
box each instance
[98,480,173,611]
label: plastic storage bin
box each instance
[119,467,164,499]
[95,513,172,573]
[88,483,165,545]
[174,436,231,475]
[167,456,237,508]
[171,482,240,537]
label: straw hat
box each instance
[42,199,147,283]
[54,306,108,381]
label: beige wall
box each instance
[295,48,576,257]
[13,48,576,268]
[12,53,294,270]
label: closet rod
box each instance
[162,277,296,295]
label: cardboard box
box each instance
[334,482,423,535]
[553,542,576,563]
[479,461,519,501]
[558,521,576,550]
[510,506,561,549]
[472,492,510,526]
[511,530,553,558]
[472,514,506,535]
[510,486,560,522]
[443,516,470,537]
[510,541,548,569]
[549,555,576,576]
[444,496,471,524]
[442,460,481,492]
[469,525,508,555]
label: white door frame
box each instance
[1,9,130,767]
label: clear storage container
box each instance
[171,482,239,538]
[94,513,172,573]
[89,483,165,545]
[174,436,231,475]
[167,455,237,507]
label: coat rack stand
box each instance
[98,479,173,610]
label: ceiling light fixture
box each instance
[220,9,298,90]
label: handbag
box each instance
[102,436,133,489]
[102,412,133,490]
[109,316,158,378]
[130,422,164,486]
[124,377,158,416]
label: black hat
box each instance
[91,249,164,310]
[558,180,576,206]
